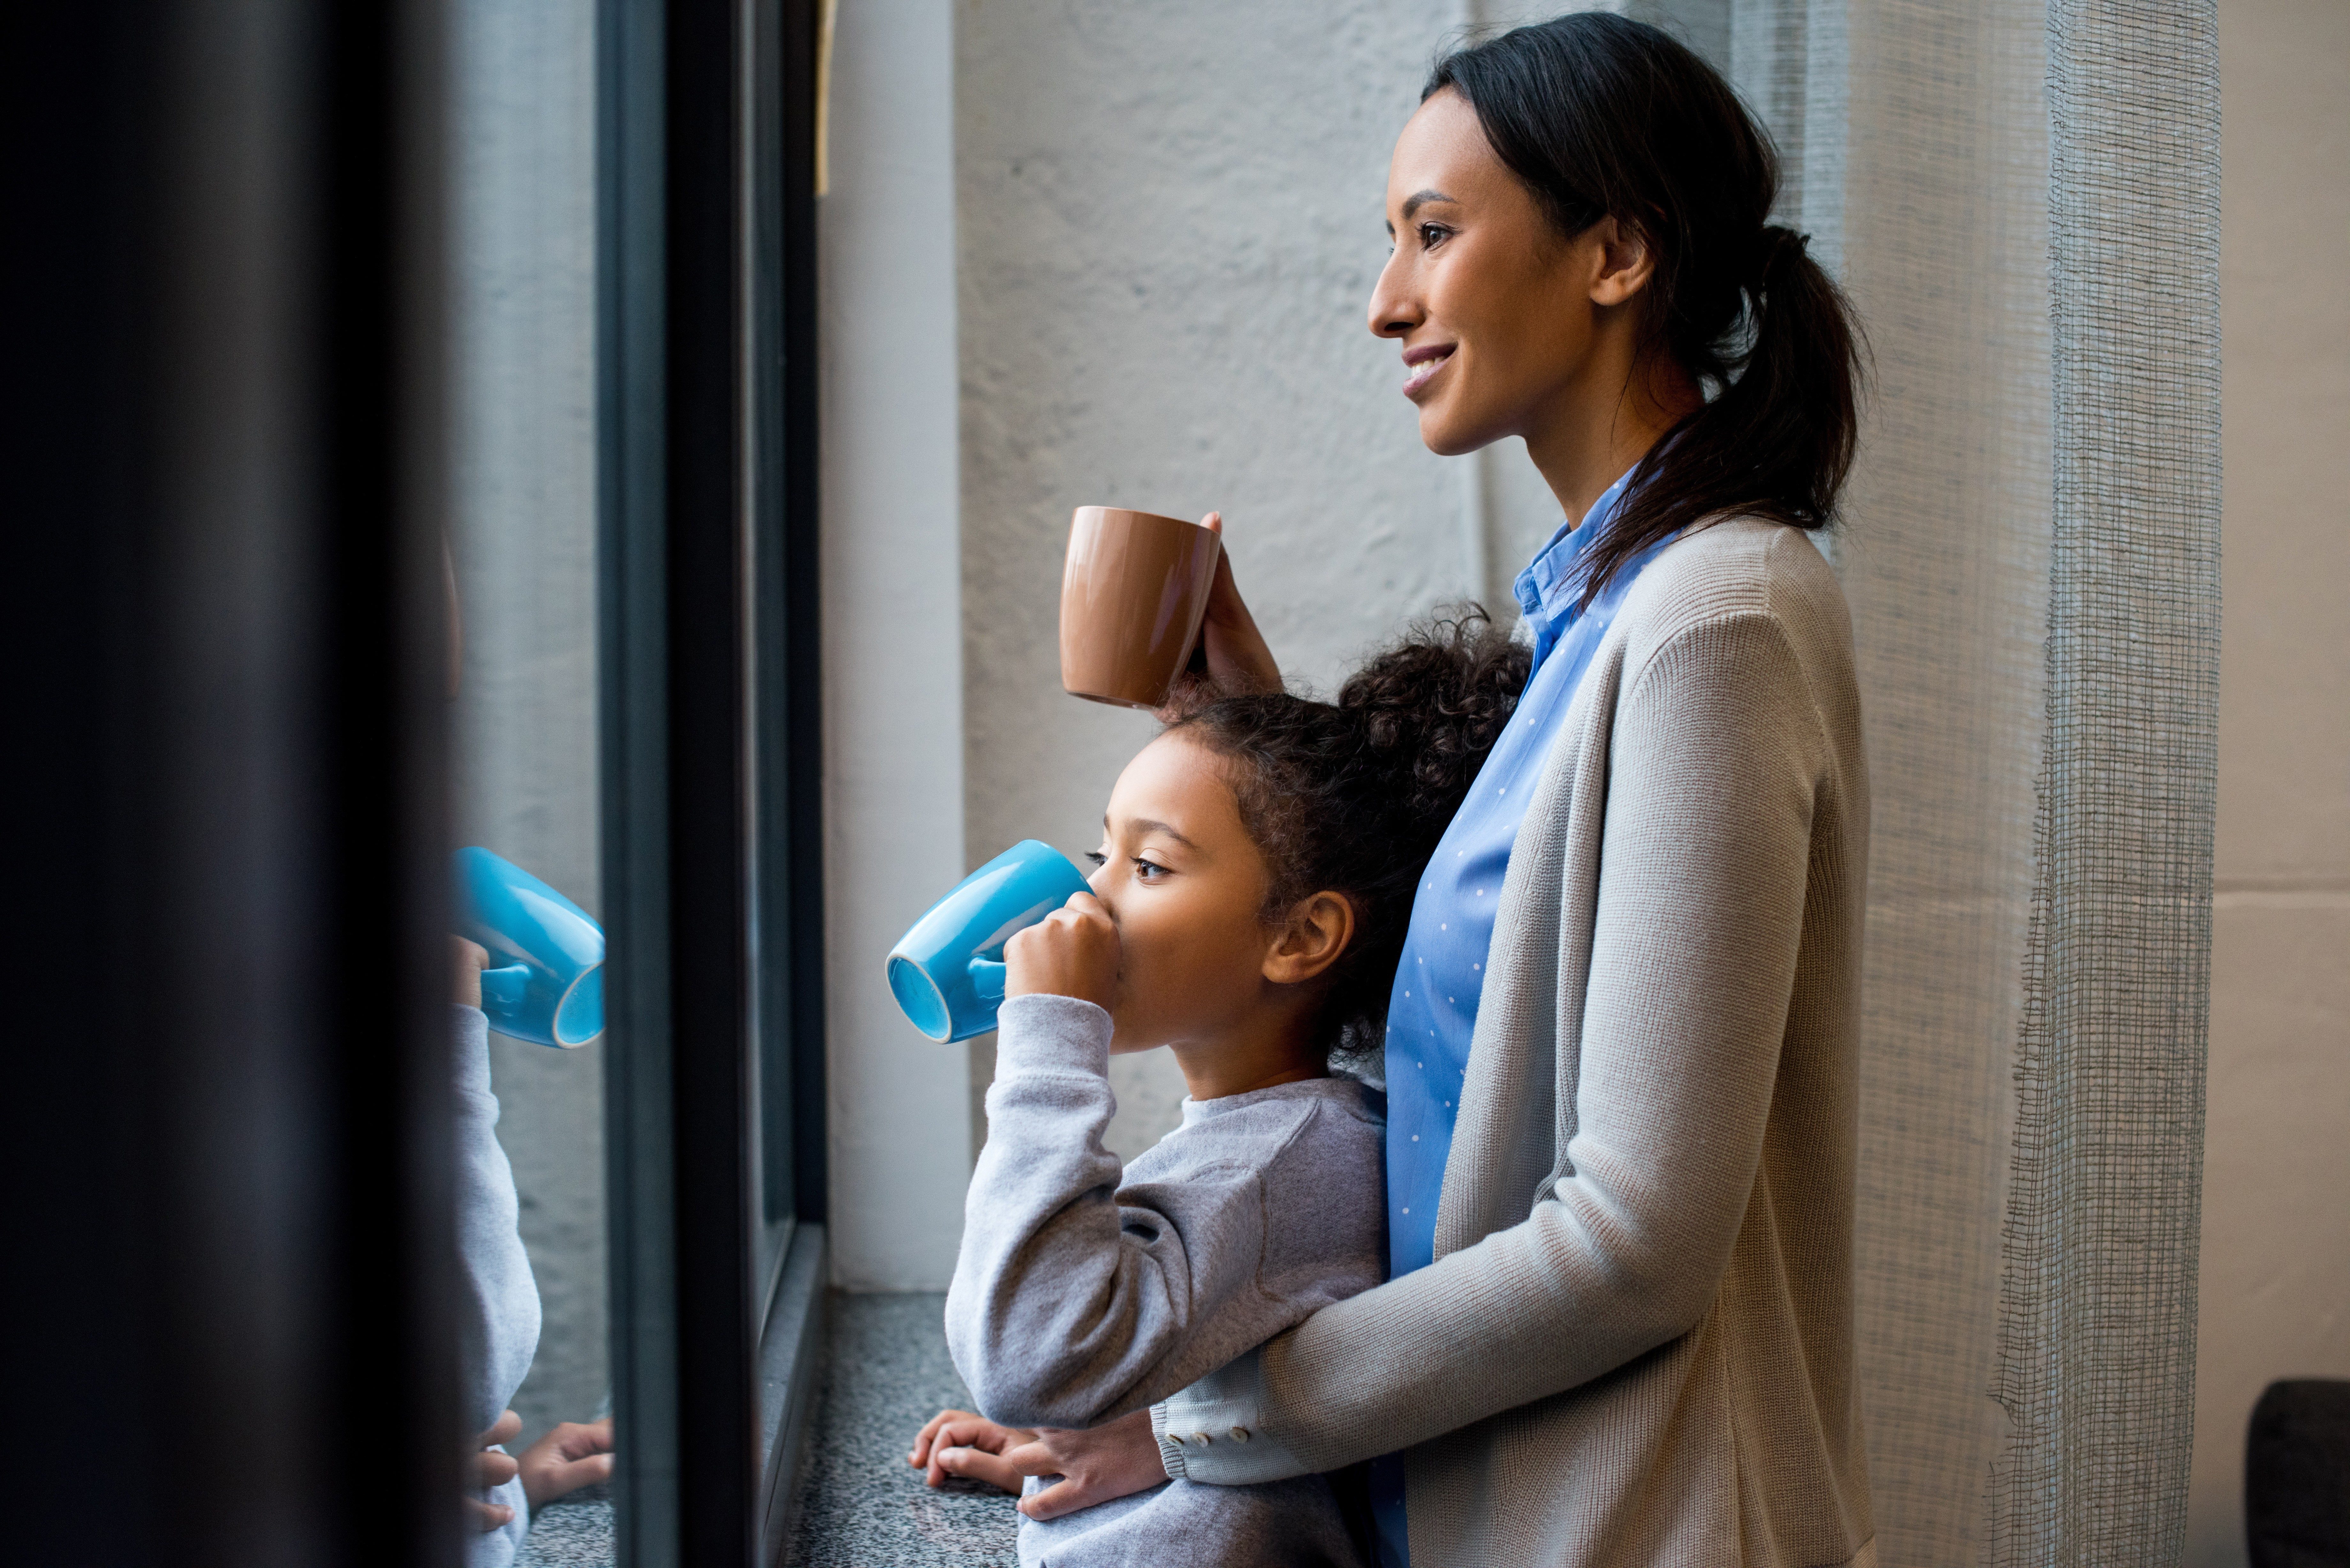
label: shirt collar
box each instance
[1513,464,1637,666]
[1176,1076,1374,1127]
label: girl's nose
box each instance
[1085,875,1122,929]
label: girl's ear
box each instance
[1262,891,1355,986]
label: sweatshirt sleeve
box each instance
[1157,609,1832,1484]
[452,1005,542,1446]
[944,994,1285,1429]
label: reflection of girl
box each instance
[912,622,1529,1566]
[450,946,614,1560]
[444,545,613,1563]
[924,15,1874,1567]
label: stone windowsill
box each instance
[514,1293,1016,1567]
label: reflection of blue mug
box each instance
[453,847,606,1048]
[887,841,1092,1043]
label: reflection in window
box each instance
[445,0,609,1553]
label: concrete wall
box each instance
[954,0,1576,1168]
[447,0,606,1450]
[948,1,1737,1171]
[818,0,972,1288]
[2187,0,2350,1561]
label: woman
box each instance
[918,15,1872,1564]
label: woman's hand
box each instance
[518,1417,615,1509]
[909,1407,1165,1520]
[1163,512,1280,713]
[466,1409,523,1531]
[1003,892,1119,1014]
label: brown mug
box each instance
[1059,506,1223,710]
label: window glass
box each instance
[445,0,611,1518]
[443,1,826,1557]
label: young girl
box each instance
[907,616,1529,1567]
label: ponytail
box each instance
[1426,13,1866,606]
[1168,610,1528,1057]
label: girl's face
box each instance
[1084,733,1293,1054]
[1368,88,1617,456]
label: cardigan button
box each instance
[1191,1431,1214,1446]
[1229,1426,1251,1443]
[1166,1432,1185,1446]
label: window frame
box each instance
[598,0,827,1562]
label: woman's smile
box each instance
[1401,343,1455,399]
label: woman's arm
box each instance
[944,993,1278,1428]
[1161,609,1831,1484]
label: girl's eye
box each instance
[1084,850,1108,867]
[1419,222,1451,250]
[1132,858,1170,881]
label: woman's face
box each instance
[1369,88,1607,456]
[1084,733,1287,1054]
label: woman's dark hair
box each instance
[1427,13,1865,605]
[1166,610,1531,1062]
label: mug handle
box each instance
[481,963,531,1014]
[968,956,1007,1004]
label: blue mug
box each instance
[453,847,607,1048]
[886,840,1092,1043]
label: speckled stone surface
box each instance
[502,1293,1013,1566]
[515,1485,612,1567]
[786,1292,1021,1566]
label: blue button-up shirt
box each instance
[1370,467,1675,1566]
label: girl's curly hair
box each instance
[1164,608,1530,1061]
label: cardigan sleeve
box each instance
[1158,607,1830,1483]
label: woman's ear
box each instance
[1262,891,1355,986]
[1586,215,1657,308]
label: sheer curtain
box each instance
[1714,1,2221,1561]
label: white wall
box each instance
[2187,0,2350,1560]
[955,0,1555,1164]
[950,1,1737,1167]
[819,0,972,1289]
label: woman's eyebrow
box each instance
[1400,188,1457,221]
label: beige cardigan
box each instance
[1156,519,1875,1567]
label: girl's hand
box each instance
[451,935,490,1009]
[909,1408,1035,1493]
[910,1408,1166,1519]
[518,1416,615,1510]
[1163,513,1280,715]
[1003,892,1118,1014]
[466,1409,523,1531]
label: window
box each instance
[23,0,835,1560]
[595,0,829,1562]
[446,0,827,1559]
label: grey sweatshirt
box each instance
[945,994,1384,1568]
[454,1005,541,1567]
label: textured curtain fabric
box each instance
[1990,2,2222,1562]
[1717,0,2221,1561]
